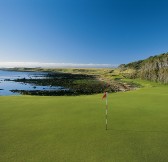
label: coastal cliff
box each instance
[119,53,168,83]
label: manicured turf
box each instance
[0,85,168,162]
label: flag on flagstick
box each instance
[102,92,107,99]
[102,92,108,130]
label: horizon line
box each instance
[0,62,118,68]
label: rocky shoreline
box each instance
[10,71,140,96]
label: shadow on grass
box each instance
[107,128,168,134]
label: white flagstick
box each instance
[105,92,108,130]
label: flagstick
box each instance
[106,92,108,130]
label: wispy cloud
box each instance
[0,62,117,68]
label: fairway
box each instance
[0,86,168,162]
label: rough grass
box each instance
[0,85,168,162]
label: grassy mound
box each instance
[0,84,168,162]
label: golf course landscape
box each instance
[1,1,168,161]
[0,79,168,162]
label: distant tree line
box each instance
[119,53,168,83]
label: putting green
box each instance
[0,85,168,162]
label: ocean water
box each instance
[0,70,63,96]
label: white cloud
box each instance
[0,62,117,68]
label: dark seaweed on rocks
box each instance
[11,70,139,96]
[12,73,111,96]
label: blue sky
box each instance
[0,0,168,66]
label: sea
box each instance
[0,70,62,96]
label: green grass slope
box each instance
[0,85,168,162]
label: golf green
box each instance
[0,86,168,162]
